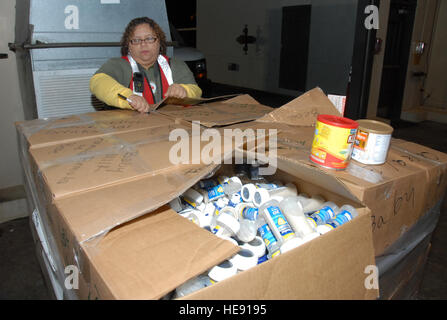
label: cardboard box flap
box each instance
[154,102,273,128]
[54,163,220,244]
[29,121,236,200]
[84,206,239,299]
[15,110,173,148]
[274,154,361,204]
[151,94,241,110]
[256,87,341,126]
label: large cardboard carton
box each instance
[21,88,441,299]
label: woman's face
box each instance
[128,23,160,69]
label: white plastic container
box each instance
[236,219,257,243]
[198,184,226,203]
[241,236,266,258]
[208,260,238,282]
[222,176,243,195]
[174,274,214,298]
[299,194,326,214]
[316,204,359,234]
[259,199,296,247]
[307,201,339,227]
[212,209,240,237]
[253,182,298,207]
[279,196,317,238]
[257,216,281,259]
[236,203,259,221]
[229,248,258,271]
[351,119,393,165]
[182,188,204,207]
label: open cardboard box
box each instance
[16,87,447,299]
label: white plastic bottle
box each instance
[237,203,259,221]
[257,216,281,259]
[307,201,339,227]
[258,199,296,246]
[197,184,226,203]
[253,182,297,207]
[212,208,240,237]
[182,188,204,207]
[174,274,214,298]
[227,192,242,208]
[300,194,326,214]
[316,204,359,234]
[236,219,258,243]
[279,196,318,239]
[221,176,243,195]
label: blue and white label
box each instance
[332,210,353,226]
[228,192,242,208]
[241,207,259,221]
[309,206,336,225]
[206,185,225,201]
[265,206,295,241]
[258,223,278,253]
[255,183,281,190]
[257,254,268,264]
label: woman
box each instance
[90,17,202,113]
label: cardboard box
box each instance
[249,88,447,256]
[17,89,416,299]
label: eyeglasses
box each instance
[130,36,158,45]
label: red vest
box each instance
[121,55,170,104]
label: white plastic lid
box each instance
[229,248,258,271]
[241,183,257,202]
[280,237,305,254]
[253,188,270,207]
[316,224,333,235]
[216,235,239,246]
[208,260,238,282]
[230,176,242,186]
[241,236,266,258]
[219,206,238,220]
[217,212,241,235]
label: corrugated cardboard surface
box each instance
[17,88,447,299]
[186,208,375,300]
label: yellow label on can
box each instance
[310,121,357,169]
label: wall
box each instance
[400,0,440,111]
[423,0,447,109]
[197,0,358,97]
[0,0,25,189]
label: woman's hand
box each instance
[165,84,187,99]
[128,94,151,113]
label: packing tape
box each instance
[208,260,238,282]
[216,212,240,235]
[229,248,258,271]
[241,236,266,258]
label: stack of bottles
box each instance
[167,165,359,299]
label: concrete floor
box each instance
[1,84,446,300]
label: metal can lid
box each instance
[317,114,359,129]
[356,119,393,134]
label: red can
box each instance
[310,115,359,170]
